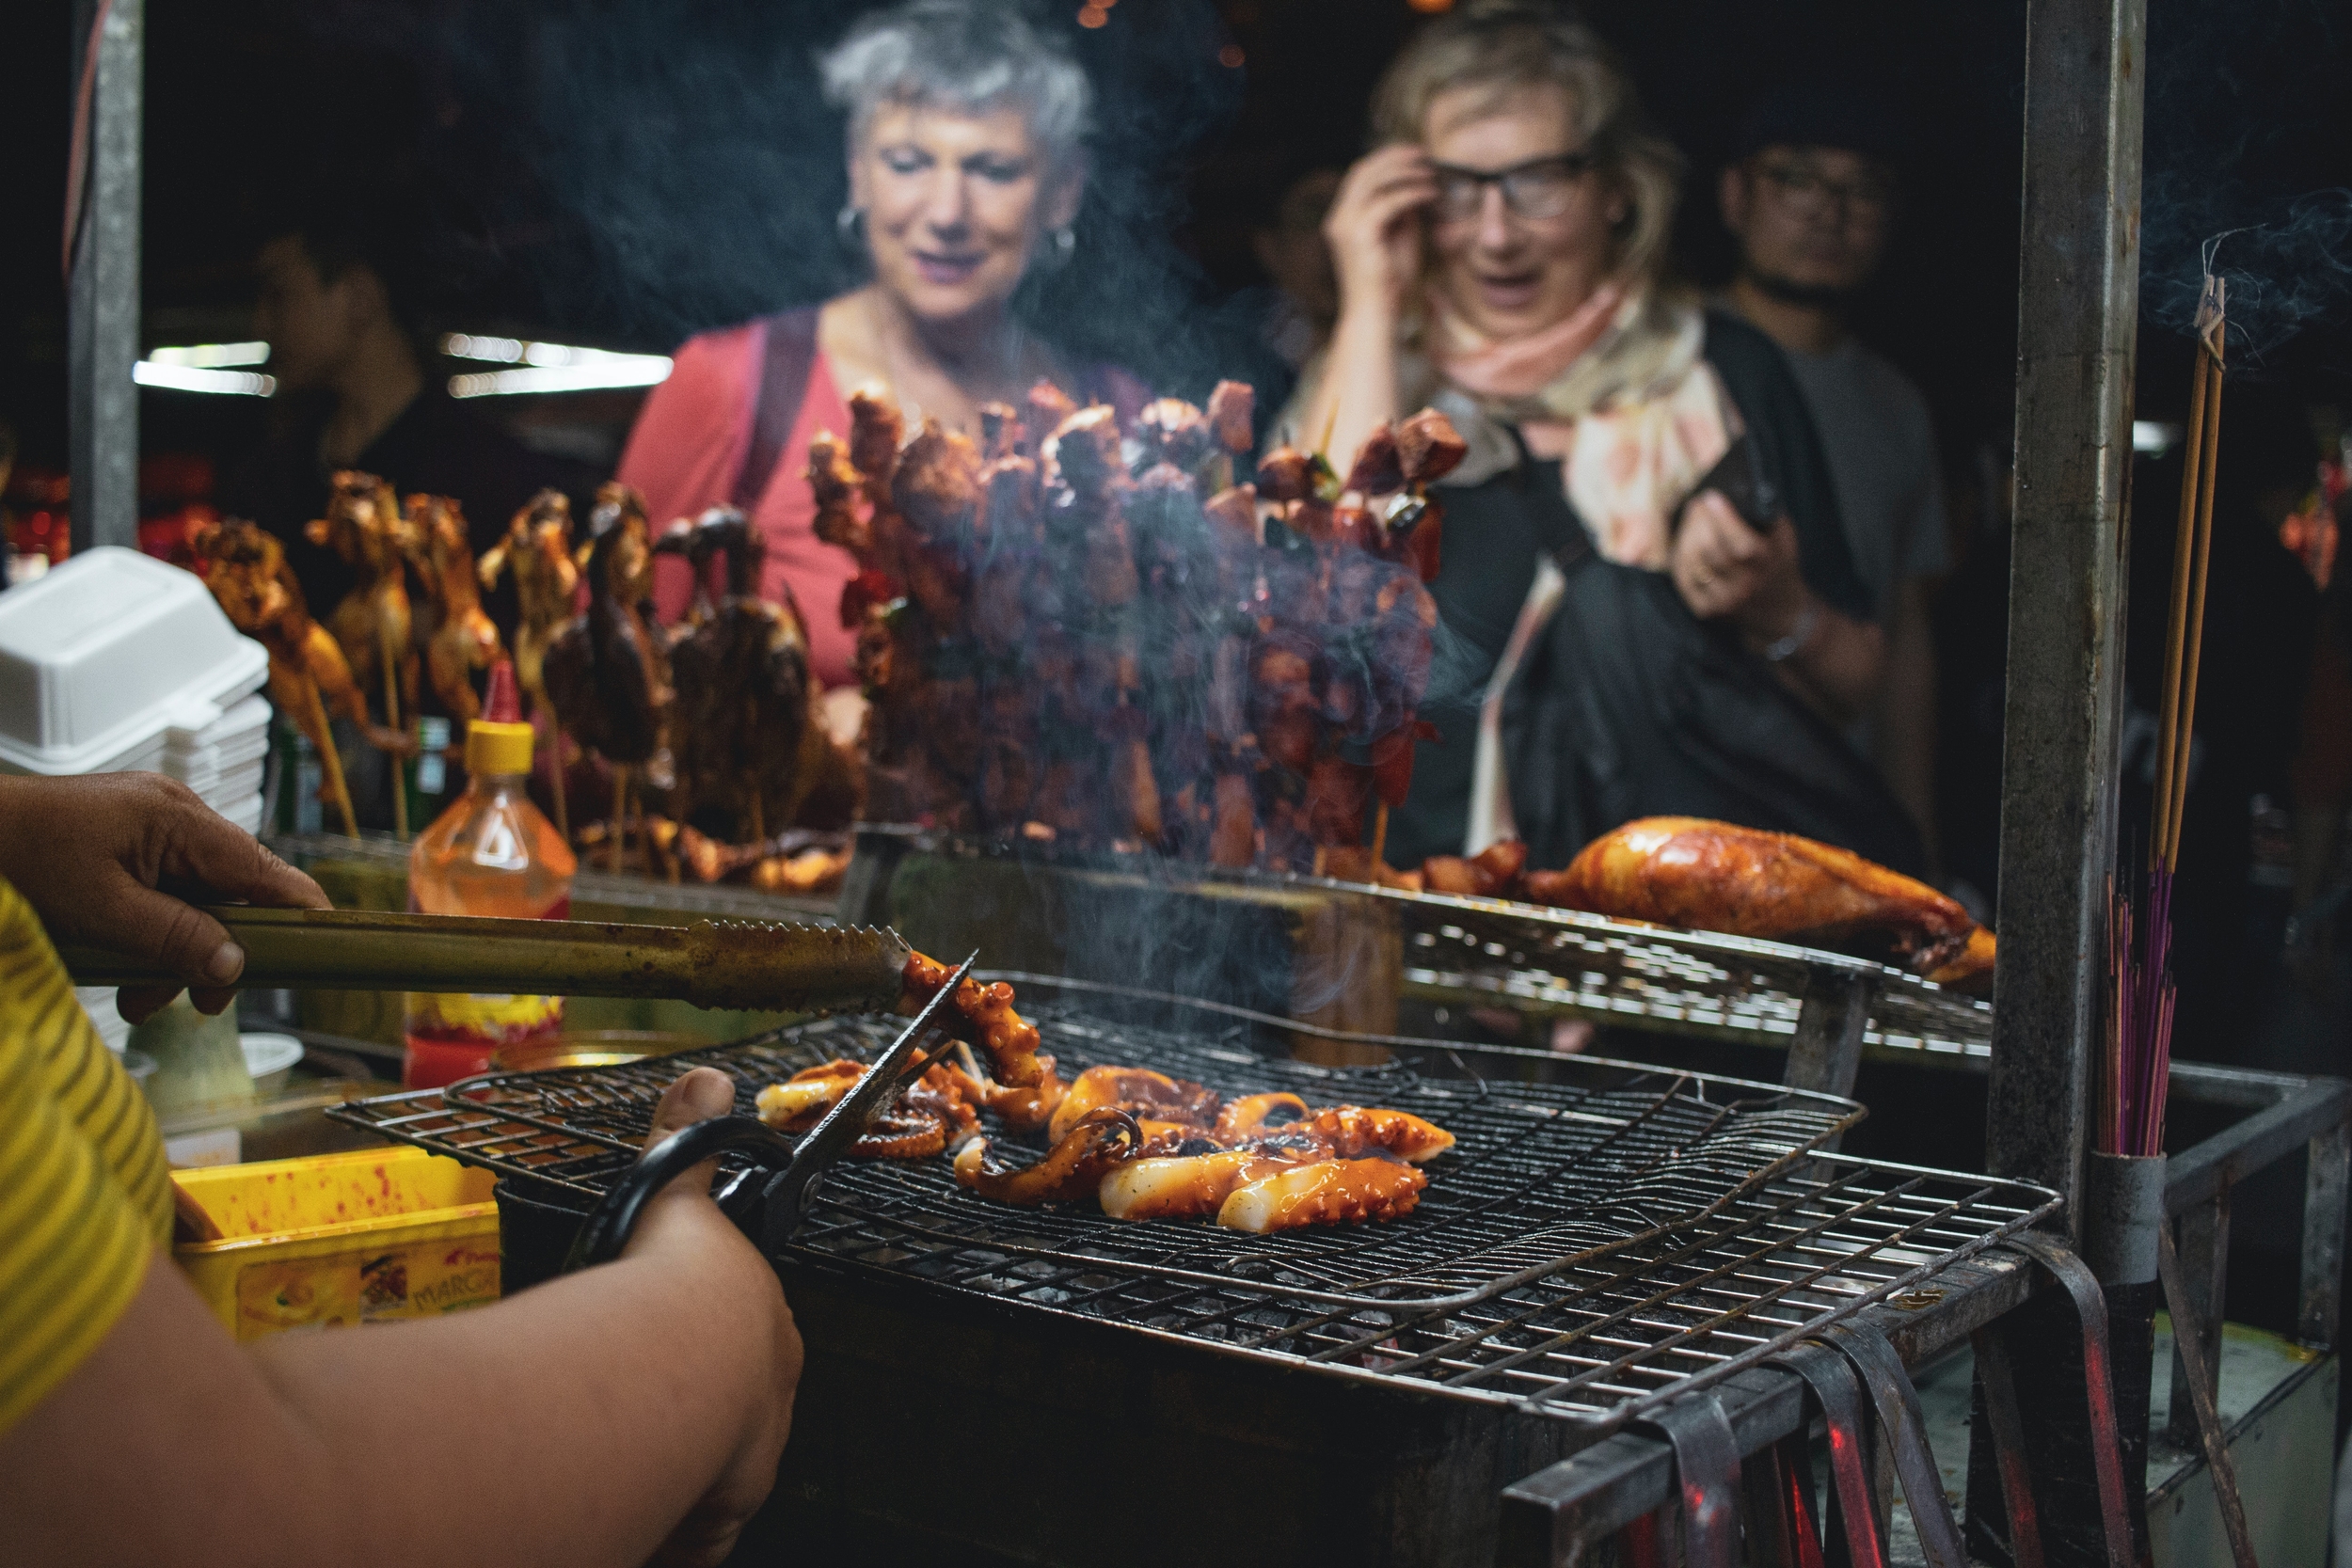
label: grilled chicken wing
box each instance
[403,494,505,724]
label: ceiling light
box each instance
[134,361,276,396]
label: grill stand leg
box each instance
[1740,1433,1827,1568]
[1637,1393,1743,1568]
[1820,1323,1969,1568]
[2154,1227,2259,1568]
[1769,1339,1887,1568]
[1966,1234,2137,1568]
[1970,1325,2048,1568]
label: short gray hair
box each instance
[820,1,1093,173]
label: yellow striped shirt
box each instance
[0,875,172,1434]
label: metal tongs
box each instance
[560,952,978,1271]
[57,905,914,1017]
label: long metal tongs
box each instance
[562,952,977,1271]
[57,905,914,1016]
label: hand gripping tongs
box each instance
[560,952,977,1272]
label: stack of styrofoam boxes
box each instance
[0,547,274,1047]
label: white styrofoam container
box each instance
[165,693,272,760]
[221,793,264,835]
[0,547,269,777]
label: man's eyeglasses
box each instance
[1430,151,1602,223]
[1754,160,1895,223]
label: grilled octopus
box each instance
[754,1058,980,1158]
[1046,1065,1221,1143]
[944,1044,1068,1133]
[901,950,1045,1086]
[953,1106,1141,1205]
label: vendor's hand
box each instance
[0,771,328,1022]
[629,1068,803,1568]
[1671,496,1809,638]
[1325,143,1437,321]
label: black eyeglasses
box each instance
[1429,150,1602,222]
[1754,160,1895,222]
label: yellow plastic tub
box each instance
[172,1147,500,1339]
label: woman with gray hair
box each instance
[617,0,1143,691]
[1293,0,1915,879]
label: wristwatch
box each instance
[1762,600,1821,663]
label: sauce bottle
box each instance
[403,661,578,1088]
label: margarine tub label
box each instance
[234,1238,501,1339]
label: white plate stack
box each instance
[0,547,276,1044]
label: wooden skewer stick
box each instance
[377,623,408,841]
[611,765,630,874]
[1370,801,1390,872]
[303,681,360,839]
[2166,308,2227,872]
[2151,351,2210,863]
[539,698,569,843]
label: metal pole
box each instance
[1984,0,2147,1228]
[68,0,143,554]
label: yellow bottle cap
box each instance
[466,719,534,776]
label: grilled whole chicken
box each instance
[1523,816,1989,978]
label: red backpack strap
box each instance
[730,306,822,512]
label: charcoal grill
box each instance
[332,985,2050,1435]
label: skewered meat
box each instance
[1216,1156,1428,1232]
[1522,816,1987,975]
[478,490,580,719]
[543,484,674,867]
[307,472,420,736]
[401,494,505,724]
[953,1106,1142,1205]
[901,950,1045,1086]
[1046,1065,1221,1143]
[660,506,826,839]
[190,519,405,836]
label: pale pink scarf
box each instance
[1424,283,1733,571]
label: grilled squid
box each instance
[1047,1065,1221,1143]
[1214,1092,1311,1139]
[1216,1156,1429,1232]
[1303,1105,1457,1164]
[954,1107,1141,1205]
[755,1059,866,1130]
[1100,1148,1303,1221]
[903,950,1045,1087]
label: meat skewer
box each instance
[307,471,420,836]
[542,483,673,871]
[190,519,389,837]
[401,494,505,728]
[479,489,580,839]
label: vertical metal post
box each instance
[1983,0,2147,1228]
[2299,1119,2348,1350]
[68,0,143,553]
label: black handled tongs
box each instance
[561,951,977,1271]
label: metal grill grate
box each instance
[331,996,2050,1431]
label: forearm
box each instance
[1872,583,1941,863]
[1299,304,1404,467]
[3,1192,791,1568]
[1776,607,1885,727]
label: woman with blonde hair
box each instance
[1297,1,1918,875]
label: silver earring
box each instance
[836,204,866,250]
[1048,225,1075,268]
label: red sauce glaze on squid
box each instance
[902,951,1046,1087]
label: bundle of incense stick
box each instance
[2105,276,2227,1158]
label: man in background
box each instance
[219,192,586,633]
[1719,83,1948,864]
